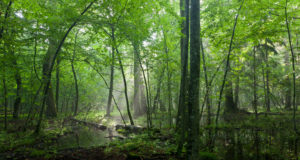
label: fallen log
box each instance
[115,124,145,133]
[68,117,107,130]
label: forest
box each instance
[0,0,300,159]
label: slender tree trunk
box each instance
[200,27,213,151]
[112,28,134,125]
[71,31,79,116]
[253,47,258,118]
[106,27,115,117]
[187,0,200,159]
[56,56,60,112]
[167,71,172,127]
[12,52,22,119]
[262,64,267,110]
[215,0,244,125]
[146,60,152,120]
[285,0,297,136]
[253,46,260,160]
[133,43,142,116]
[265,41,271,112]
[162,30,173,127]
[200,38,211,123]
[116,48,134,125]
[153,67,165,114]
[106,44,115,117]
[136,47,152,129]
[284,51,292,110]
[234,68,240,109]
[2,57,8,130]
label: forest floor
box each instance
[2,110,300,159]
[0,112,181,160]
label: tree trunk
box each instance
[136,47,152,129]
[42,38,58,118]
[12,52,22,119]
[200,27,213,151]
[224,74,236,115]
[177,0,189,154]
[133,42,147,117]
[216,0,244,125]
[284,51,292,110]
[162,29,173,127]
[2,56,8,130]
[253,46,258,119]
[153,67,165,114]
[133,43,142,116]
[113,29,134,125]
[285,0,298,136]
[45,84,57,117]
[106,41,115,117]
[167,71,172,127]
[72,31,79,116]
[56,56,60,112]
[116,48,134,125]
[187,0,200,159]
[234,68,240,109]
[262,64,267,110]
[265,41,271,112]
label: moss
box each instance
[199,152,219,160]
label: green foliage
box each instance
[1,0,300,159]
[199,152,219,160]
[105,132,177,158]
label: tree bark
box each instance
[187,0,200,159]
[106,36,115,117]
[253,46,258,119]
[162,29,173,128]
[224,71,237,115]
[56,56,60,112]
[116,47,134,125]
[42,38,58,118]
[234,67,240,109]
[71,31,79,116]
[2,55,8,130]
[136,46,152,129]
[133,43,142,116]
[12,52,22,119]
[285,0,298,135]
[284,51,292,110]
[265,41,271,112]
[153,67,165,114]
[177,0,190,154]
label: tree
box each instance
[187,0,200,159]
[176,0,189,154]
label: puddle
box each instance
[56,121,120,150]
